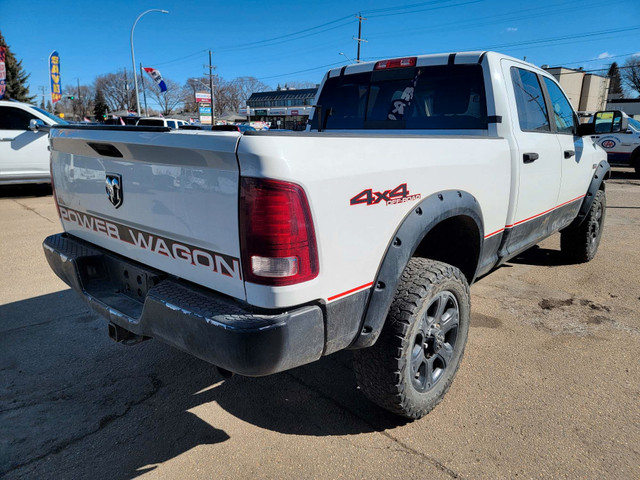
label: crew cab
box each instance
[43,52,609,419]
[587,110,640,175]
[0,100,67,184]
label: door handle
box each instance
[0,138,15,142]
[564,150,575,158]
[523,152,539,163]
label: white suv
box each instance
[0,100,67,185]
[136,117,188,129]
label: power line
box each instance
[256,61,346,81]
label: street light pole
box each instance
[130,9,168,116]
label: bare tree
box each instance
[622,58,640,97]
[94,70,135,112]
[147,79,183,115]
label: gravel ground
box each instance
[1,169,638,479]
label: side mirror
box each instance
[29,119,45,132]
[593,111,627,134]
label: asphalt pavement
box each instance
[1,171,639,479]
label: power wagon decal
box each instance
[59,205,241,279]
[350,183,421,206]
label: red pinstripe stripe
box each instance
[505,195,585,228]
[328,282,374,302]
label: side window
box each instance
[510,67,550,132]
[543,77,576,134]
[167,120,176,128]
[0,106,38,130]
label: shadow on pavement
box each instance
[1,290,405,479]
[0,184,52,198]
[507,245,574,267]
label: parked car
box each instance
[136,117,188,128]
[586,110,640,175]
[44,51,609,419]
[0,100,67,185]
[210,124,257,132]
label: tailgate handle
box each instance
[523,152,539,163]
[88,142,123,158]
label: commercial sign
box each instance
[49,51,62,103]
[291,110,299,115]
[255,109,268,116]
[270,108,286,115]
[196,92,212,124]
[0,47,6,99]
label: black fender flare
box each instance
[351,189,484,349]
[570,160,610,228]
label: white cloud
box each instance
[632,52,640,57]
[506,27,518,32]
[597,52,613,59]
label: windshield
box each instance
[32,106,68,125]
[315,63,488,130]
[628,117,640,132]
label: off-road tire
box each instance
[353,258,470,419]
[560,189,606,263]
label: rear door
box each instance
[501,60,562,254]
[50,128,245,300]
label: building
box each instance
[543,67,610,113]
[605,97,640,119]
[243,87,317,130]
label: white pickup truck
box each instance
[0,100,67,185]
[43,51,610,419]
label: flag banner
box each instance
[143,67,167,92]
[0,47,6,99]
[49,51,62,103]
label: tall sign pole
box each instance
[140,63,149,117]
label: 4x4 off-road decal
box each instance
[350,183,421,206]
[58,205,241,280]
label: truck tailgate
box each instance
[49,128,245,300]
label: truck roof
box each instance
[325,51,543,78]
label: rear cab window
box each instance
[315,63,488,130]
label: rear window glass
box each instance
[137,118,165,126]
[315,64,488,130]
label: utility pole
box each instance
[205,50,216,124]
[354,13,367,63]
[39,86,46,109]
[139,63,149,117]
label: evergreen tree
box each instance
[46,100,52,112]
[607,62,623,95]
[0,30,35,102]
[93,88,108,120]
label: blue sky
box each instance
[2,0,640,102]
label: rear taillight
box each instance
[374,57,417,70]
[239,177,318,286]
